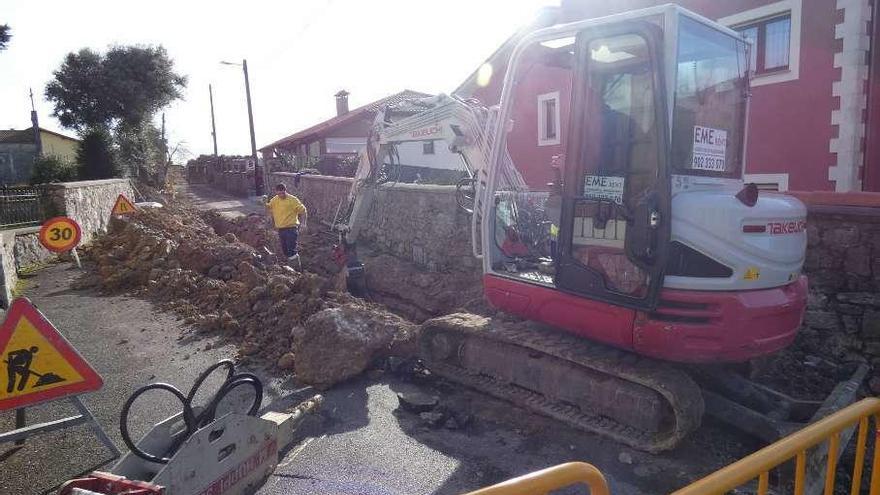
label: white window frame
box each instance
[718,0,802,87]
[744,173,789,191]
[537,91,561,146]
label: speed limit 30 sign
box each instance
[39,217,82,253]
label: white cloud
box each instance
[0,0,558,158]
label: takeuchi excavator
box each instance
[343,4,863,453]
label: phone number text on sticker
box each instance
[692,154,726,171]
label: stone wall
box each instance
[271,173,354,226]
[355,183,477,273]
[0,178,135,307]
[269,173,476,273]
[13,227,53,271]
[793,192,880,366]
[46,179,136,244]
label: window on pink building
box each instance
[735,14,791,75]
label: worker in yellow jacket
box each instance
[265,183,308,263]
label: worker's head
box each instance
[275,183,287,198]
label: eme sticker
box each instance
[692,125,727,172]
[584,175,625,205]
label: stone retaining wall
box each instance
[271,173,354,226]
[791,192,880,366]
[355,183,477,273]
[0,178,136,307]
[269,173,475,272]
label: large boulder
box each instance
[291,304,417,389]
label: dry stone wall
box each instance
[798,199,880,366]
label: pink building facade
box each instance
[457,0,878,192]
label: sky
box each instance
[0,0,559,162]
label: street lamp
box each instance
[220,59,263,196]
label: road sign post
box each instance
[39,216,83,269]
[0,298,119,457]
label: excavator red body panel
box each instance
[483,274,807,363]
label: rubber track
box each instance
[421,317,705,453]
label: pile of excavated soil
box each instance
[202,211,489,322]
[76,205,415,389]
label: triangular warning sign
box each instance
[112,194,137,215]
[0,298,103,411]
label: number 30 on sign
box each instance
[39,217,82,253]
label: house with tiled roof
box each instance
[260,89,470,183]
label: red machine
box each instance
[343,5,856,452]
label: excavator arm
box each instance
[343,93,525,255]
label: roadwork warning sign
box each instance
[0,298,103,410]
[112,194,137,215]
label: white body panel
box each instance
[667,184,807,290]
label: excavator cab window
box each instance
[489,34,576,284]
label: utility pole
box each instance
[242,59,263,196]
[209,84,219,158]
[220,59,263,196]
[29,88,42,156]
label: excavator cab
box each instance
[484,6,751,311]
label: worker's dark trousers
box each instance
[278,227,299,257]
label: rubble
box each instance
[397,391,439,413]
[77,204,418,388]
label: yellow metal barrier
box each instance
[672,397,880,495]
[464,462,611,495]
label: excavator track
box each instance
[420,314,705,453]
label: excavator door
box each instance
[555,22,671,311]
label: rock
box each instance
[862,309,880,339]
[443,417,460,430]
[223,232,238,243]
[836,304,865,316]
[838,292,880,307]
[237,261,265,287]
[419,411,445,427]
[277,352,295,370]
[291,304,417,389]
[869,376,880,395]
[397,391,439,413]
[823,226,859,248]
[864,341,880,357]
[845,245,872,276]
[803,311,839,331]
[618,452,633,465]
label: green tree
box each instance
[30,155,77,185]
[77,128,119,180]
[45,45,186,184]
[45,46,186,131]
[0,25,11,51]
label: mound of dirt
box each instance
[77,204,417,388]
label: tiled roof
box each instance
[260,89,431,152]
